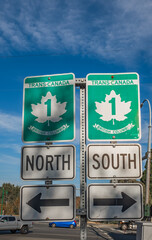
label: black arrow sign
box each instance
[27,193,69,213]
[93,192,136,212]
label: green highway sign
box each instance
[87,73,141,141]
[22,73,75,143]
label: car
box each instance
[49,220,77,229]
[119,221,136,231]
[0,215,33,234]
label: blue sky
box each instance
[0,0,152,193]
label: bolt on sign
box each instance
[22,73,75,143]
[86,73,141,141]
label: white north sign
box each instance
[21,145,75,180]
[87,144,142,179]
[20,185,76,221]
[88,183,143,221]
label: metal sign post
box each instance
[79,80,87,240]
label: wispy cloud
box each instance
[0,143,21,154]
[0,154,19,165]
[0,0,152,65]
[0,111,21,133]
[140,119,152,145]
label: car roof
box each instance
[51,220,75,223]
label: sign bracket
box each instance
[45,142,53,148]
[76,208,87,216]
[75,78,86,87]
[45,179,53,187]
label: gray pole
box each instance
[141,99,152,207]
[80,82,87,239]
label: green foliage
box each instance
[0,183,20,215]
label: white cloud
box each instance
[0,111,21,133]
[0,143,21,154]
[0,154,19,165]
[0,1,152,65]
[140,119,152,145]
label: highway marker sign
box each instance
[22,73,75,143]
[21,145,75,180]
[88,183,143,221]
[20,185,76,221]
[86,73,141,141]
[87,144,142,179]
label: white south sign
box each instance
[87,144,142,179]
[21,145,75,180]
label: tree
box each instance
[0,183,20,215]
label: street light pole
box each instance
[141,99,152,212]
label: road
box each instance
[0,222,136,240]
[90,224,136,240]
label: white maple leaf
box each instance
[95,90,131,125]
[31,92,67,126]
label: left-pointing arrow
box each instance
[93,192,136,212]
[27,193,69,213]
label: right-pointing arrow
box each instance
[93,192,136,212]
